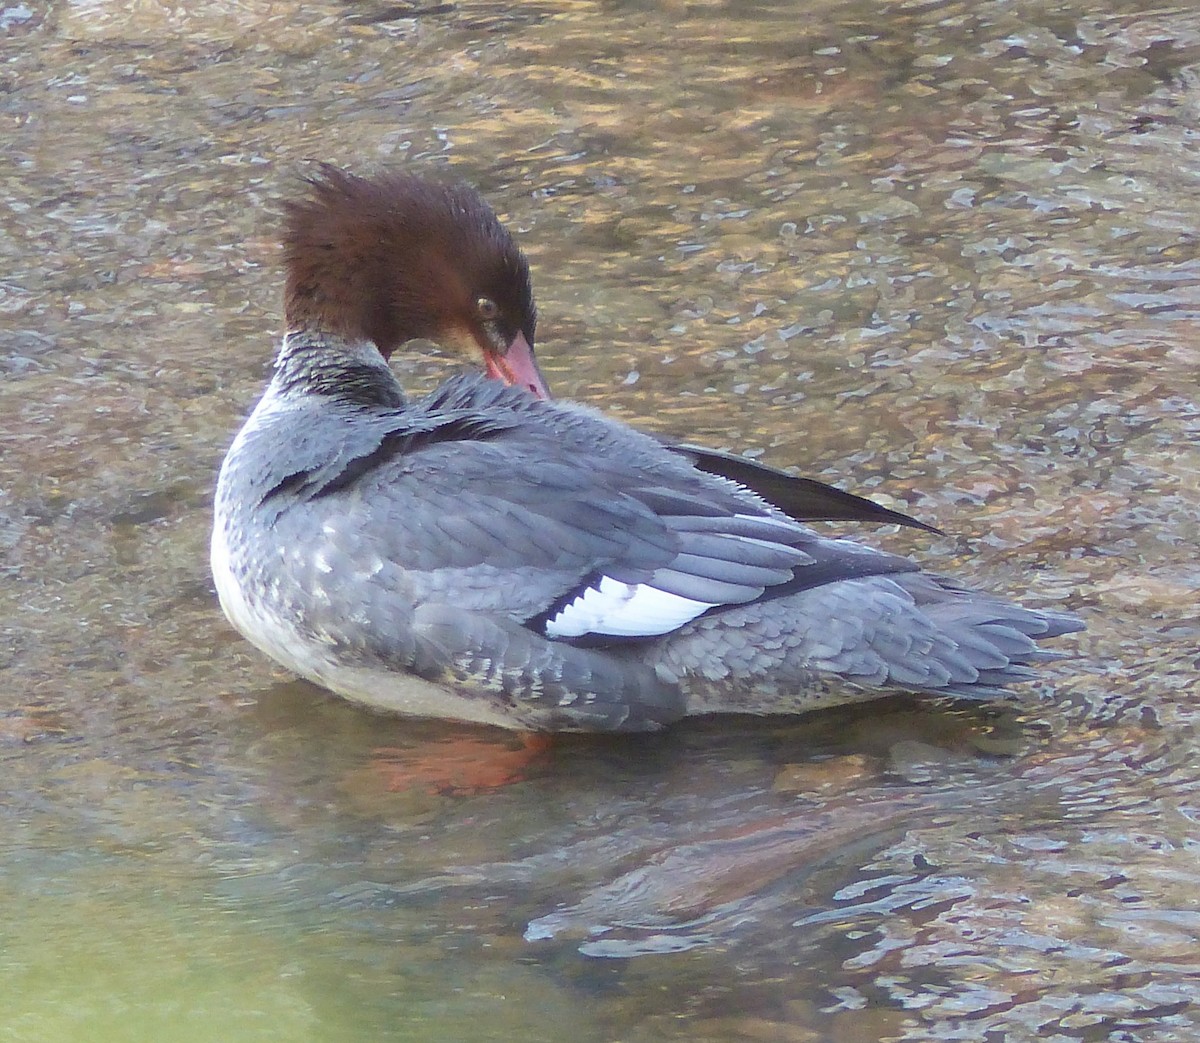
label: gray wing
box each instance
[266,381,919,645]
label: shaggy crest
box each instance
[282,165,537,357]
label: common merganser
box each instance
[211,166,1082,732]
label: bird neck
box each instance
[270,330,407,409]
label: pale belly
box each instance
[211,517,524,729]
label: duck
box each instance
[211,165,1083,732]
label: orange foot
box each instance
[370,733,555,796]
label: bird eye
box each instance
[476,297,499,321]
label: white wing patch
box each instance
[545,575,718,638]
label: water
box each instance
[3,0,1200,1039]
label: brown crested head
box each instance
[282,165,547,395]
